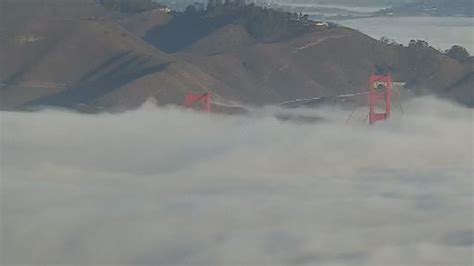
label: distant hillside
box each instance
[1,0,473,110]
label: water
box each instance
[279,3,387,13]
[336,16,474,53]
[1,97,473,265]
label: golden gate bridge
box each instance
[185,73,397,125]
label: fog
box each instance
[337,17,474,53]
[1,97,473,265]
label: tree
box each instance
[409,39,429,48]
[185,2,204,15]
[445,45,470,63]
[207,0,217,10]
[185,4,197,15]
[236,0,246,7]
[380,36,390,44]
[194,2,205,12]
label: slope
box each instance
[171,24,472,105]
[0,0,232,110]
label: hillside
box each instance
[0,0,232,110]
[176,27,471,105]
[1,0,473,110]
[144,4,473,105]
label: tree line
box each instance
[381,37,472,63]
[183,0,315,41]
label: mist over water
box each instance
[337,17,474,53]
[1,97,473,265]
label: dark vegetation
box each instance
[381,37,472,64]
[408,40,472,64]
[444,45,472,63]
[146,0,318,52]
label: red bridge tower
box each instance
[368,73,393,124]
[184,91,212,112]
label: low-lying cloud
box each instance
[1,97,473,265]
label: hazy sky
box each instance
[1,97,473,265]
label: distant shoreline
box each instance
[329,14,474,21]
[335,16,474,53]
[270,2,473,21]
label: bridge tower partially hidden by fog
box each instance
[368,73,393,124]
[184,91,212,112]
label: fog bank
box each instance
[1,97,473,265]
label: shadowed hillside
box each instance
[145,3,314,53]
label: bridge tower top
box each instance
[184,91,212,112]
[368,73,393,124]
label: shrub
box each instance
[445,45,470,63]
